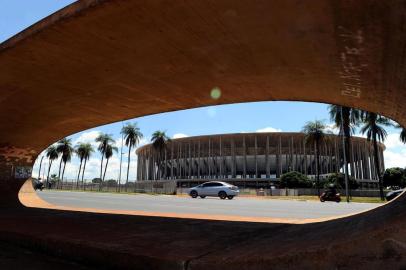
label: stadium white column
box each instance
[266,135,270,178]
[243,136,247,178]
[198,140,201,179]
[231,138,236,178]
[304,139,307,175]
[255,135,258,178]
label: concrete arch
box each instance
[1,0,406,268]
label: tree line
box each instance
[302,105,406,200]
[43,123,169,190]
[40,104,406,201]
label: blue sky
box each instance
[2,1,406,181]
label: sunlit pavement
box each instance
[37,190,381,220]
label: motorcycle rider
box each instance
[325,183,337,198]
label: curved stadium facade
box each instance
[136,133,385,186]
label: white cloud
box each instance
[385,133,404,149]
[384,149,406,168]
[173,133,188,139]
[256,126,282,133]
[325,123,339,134]
[72,130,101,148]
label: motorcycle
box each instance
[320,190,341,202]
[33,179,44,191]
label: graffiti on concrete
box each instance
[337,26,367,98]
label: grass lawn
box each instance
[260,195,385,203]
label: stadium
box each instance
[136,132,385,188]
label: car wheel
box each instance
[227,195,234,200]
[190,190,198,198]
[200,196,206,199]
[218,191,227,200]
[320,197,325,202]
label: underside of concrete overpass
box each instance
[1,0,406,268]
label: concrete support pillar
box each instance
[231,138,236,178]
[277,136,282,177]
[188,142,191,179]
[198,140,201,179]
[255,135,258,178]
[304,139,307,175]
[243,136,247,178]
[208,139,211,179]
[266,135,270,178]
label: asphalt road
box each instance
[38,191,381,219]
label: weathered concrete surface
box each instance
[1,0,406,268]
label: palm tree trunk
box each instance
[126,144,132,190]
[46,160,53,189]
[373,136,384,200]
[81,158,87,190]
[61,161,67,190]
[102,158,110,191]
[76,158,83,189]
[100,154,104,180]
[316,142,320,196]
[57,158,63,189]
[38,156,44,180]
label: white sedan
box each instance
[189,181,239,200]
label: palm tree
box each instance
[329,105,361,202]
[151,131,170,180]
[56,138,73,187]
[75,143,94,188]
[45,145,59,188]
[360,112,391,200]
[80,143,94,188]
[102,144,118,182]
[395,124,406,144]
[121,123,143,188]
[302,120,328,196]
[95,133,115,180]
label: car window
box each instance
[202,182,222,187]
[211,182,223,187]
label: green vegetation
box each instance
[151,131,170,180]
[121,123,143,190]
[324,173,359,190]
[75,143,94,188]
[56,138,74,187]
[45,145,58,187]
[383,167,406,188]
[360,112,392,200]
[302,120,329,195]
[280,171,312,188]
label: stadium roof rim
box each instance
[136,132,384,152]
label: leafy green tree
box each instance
[95,133,115,180]
[75,143,94,188]
[302,120,328,196]
[56,138,73,186]
[105,179,118,187]
[325,173,359,190]
[151,131,170,180]
[45,145,59,188]
[280,171,312,188]
[383,167,406,188]
[360,112,392,200]
[121,123,143,187]
[92,178,102,184]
